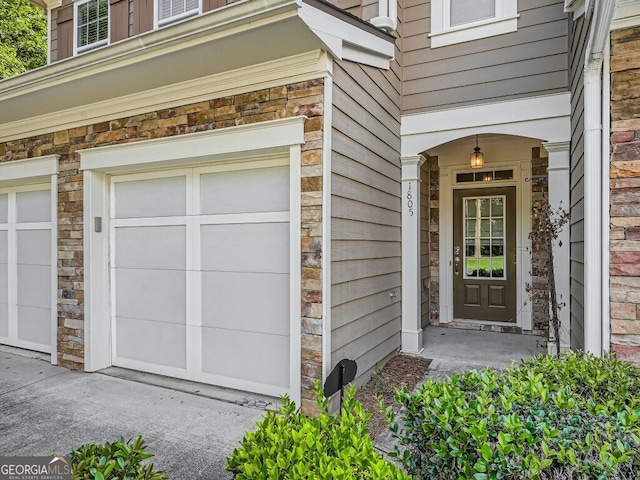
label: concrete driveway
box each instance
[0,347,267,479]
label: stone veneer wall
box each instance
[609,27,640,365]
[529,147,550,337]
[0,79,326,409]
[428,155,440,325]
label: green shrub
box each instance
[388,352,640,480]
[227,383,410,480]
[71,435,168,480]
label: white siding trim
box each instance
[401,155,425,353]
[0,155,59,185]
[322,63,333,385]
[79,117,307,171]
[401,93,571,156]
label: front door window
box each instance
[464,196,505,279]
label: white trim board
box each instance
[1,51,329,143]
[0,156,59,186]
[401,93,571,156]
[81,116,304,403]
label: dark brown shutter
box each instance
[202,0,226,13]
[110,0,129,42]
[132,0,153,35]
[55,4,74,61]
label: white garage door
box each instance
[111,162,291,396]
[0,185,54,353]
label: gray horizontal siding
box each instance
[331,60,402,387]
[402,0,569,114]
[568,12,587,350]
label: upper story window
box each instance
[75,0,109,53]
[157,0,200,27]
[430,0,518,48]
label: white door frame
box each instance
[438,160,531,329]
[80,117,305,403]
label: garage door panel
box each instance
[114,176,186,219]
[17,230,51,265]
[17,265,51,309]
[116,316,186,369]
[0,264,7,302]
[0,231,7,263]
[0,303,7,337]
[201,271,289,335]
[17,305,51,345]
[200,166,289,215]
[16,190,50,223]
[201,327,289,389]
[115,269,186,324]
[116,226,186,270]
[0,194,7,222]
[200,223,289,274]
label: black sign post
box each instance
[323,358,357,410]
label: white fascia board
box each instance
[0,155,59,185]
[0,0,300,101]
[298,1,394,68]
[79,116,306,172]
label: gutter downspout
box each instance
[583,0,616,356]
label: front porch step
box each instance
[446,321,522,334]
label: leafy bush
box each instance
[388,352,640,480]
[71,435,167,480]
[227,383,410,479]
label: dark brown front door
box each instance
[453,187,516,322]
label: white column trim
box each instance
[401,155,425,354]
[543,141,571,351]
[583,60,604,356]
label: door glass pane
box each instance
[16,190,50,223]
[463,195,506,280]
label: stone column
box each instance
[401,155,426,354]
[543,141,571,350]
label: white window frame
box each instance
[154,0,202,29]
[73,0,110,55]
[429,0,518,48]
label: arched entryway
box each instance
[399,94,571,354]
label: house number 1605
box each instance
[407,182,414,216]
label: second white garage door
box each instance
[111,161,291,396]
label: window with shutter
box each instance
[75,0,109,53]
[157,0,200,26]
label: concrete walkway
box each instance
[375,326,546,454]
[0,347,266,480]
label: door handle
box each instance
[454,246,460,276]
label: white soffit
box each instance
[400,93,571,156]
[0,0,393,142]
[298,0,395,68]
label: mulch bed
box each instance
[354,354,431,439]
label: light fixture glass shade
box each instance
[470,149,484,169]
